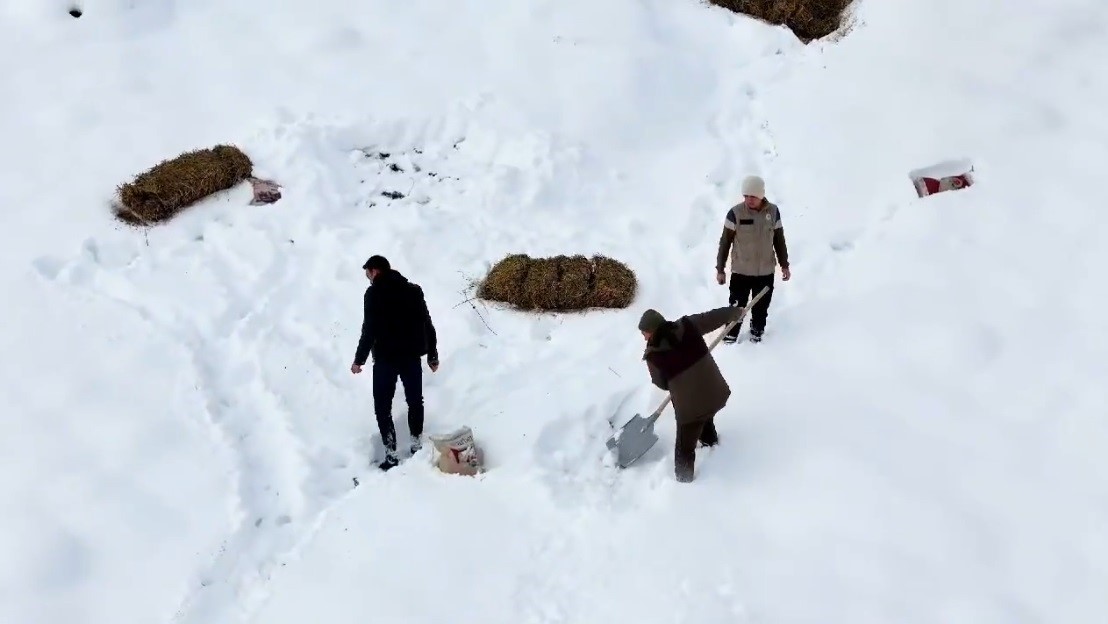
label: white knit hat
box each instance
[741,175,765,199]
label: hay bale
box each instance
[477,253,532,303]
[477,253,636,311]
[714,0,794,24]
[521,257,562,310]
[556,255,594,310]
[114,144,253,225]
[590,255,637,309]
[787,0,852,42]
[707,0,851,42]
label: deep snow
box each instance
[1,0,1106,623]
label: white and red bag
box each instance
[909,159,974,198]
[430,426,485,476]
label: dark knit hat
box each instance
[638,309,666,333]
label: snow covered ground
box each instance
[2,0,1106,622]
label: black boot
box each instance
[378,440,399,471]
[376,412,399,469]
[723,320,742,344]
[378,453,399,471]
[699,420,719,447]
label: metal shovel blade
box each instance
[606,413,660,468]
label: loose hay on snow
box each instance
[114,144,254,225]
[708,0,852,42]
[477,254,637,312]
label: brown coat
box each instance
[643,306,742,424]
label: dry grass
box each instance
[114,144,253,225]
[477,253,637,311]
[590,255,638,309]
[707,0,853,42]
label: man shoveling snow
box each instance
[638,305,746,482]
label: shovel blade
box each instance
[606,413,660,468]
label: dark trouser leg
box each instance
[748,274,775,335]
[674,419,707,482]
[397,357,424,439]
[699,413,719,446]
[372,360,400,457]
[726,274,754,339]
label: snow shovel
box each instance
[606,286,769,469]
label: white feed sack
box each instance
[429,426,485,476]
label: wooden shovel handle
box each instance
[708,285,770,349]
[648,286,770,420]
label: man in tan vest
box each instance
[715,175,791,343]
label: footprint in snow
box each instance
[31,256,66,281]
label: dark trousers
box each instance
[726,273,775,338]
[674,414,719,482]
[372,357,424,455]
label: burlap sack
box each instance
[429,426,484,476]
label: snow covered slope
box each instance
[1,0,1105,623]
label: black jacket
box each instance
[353,269,438,366]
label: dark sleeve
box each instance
[647,359,668,391]
[353,288,374,366]
[773,228,789,269]
[716,228,735,273]
[773,208,789,269]
[685,307,743,335]
[716,208,737,272]
[417,287,439,363]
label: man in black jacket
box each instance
[350,255,440,470]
